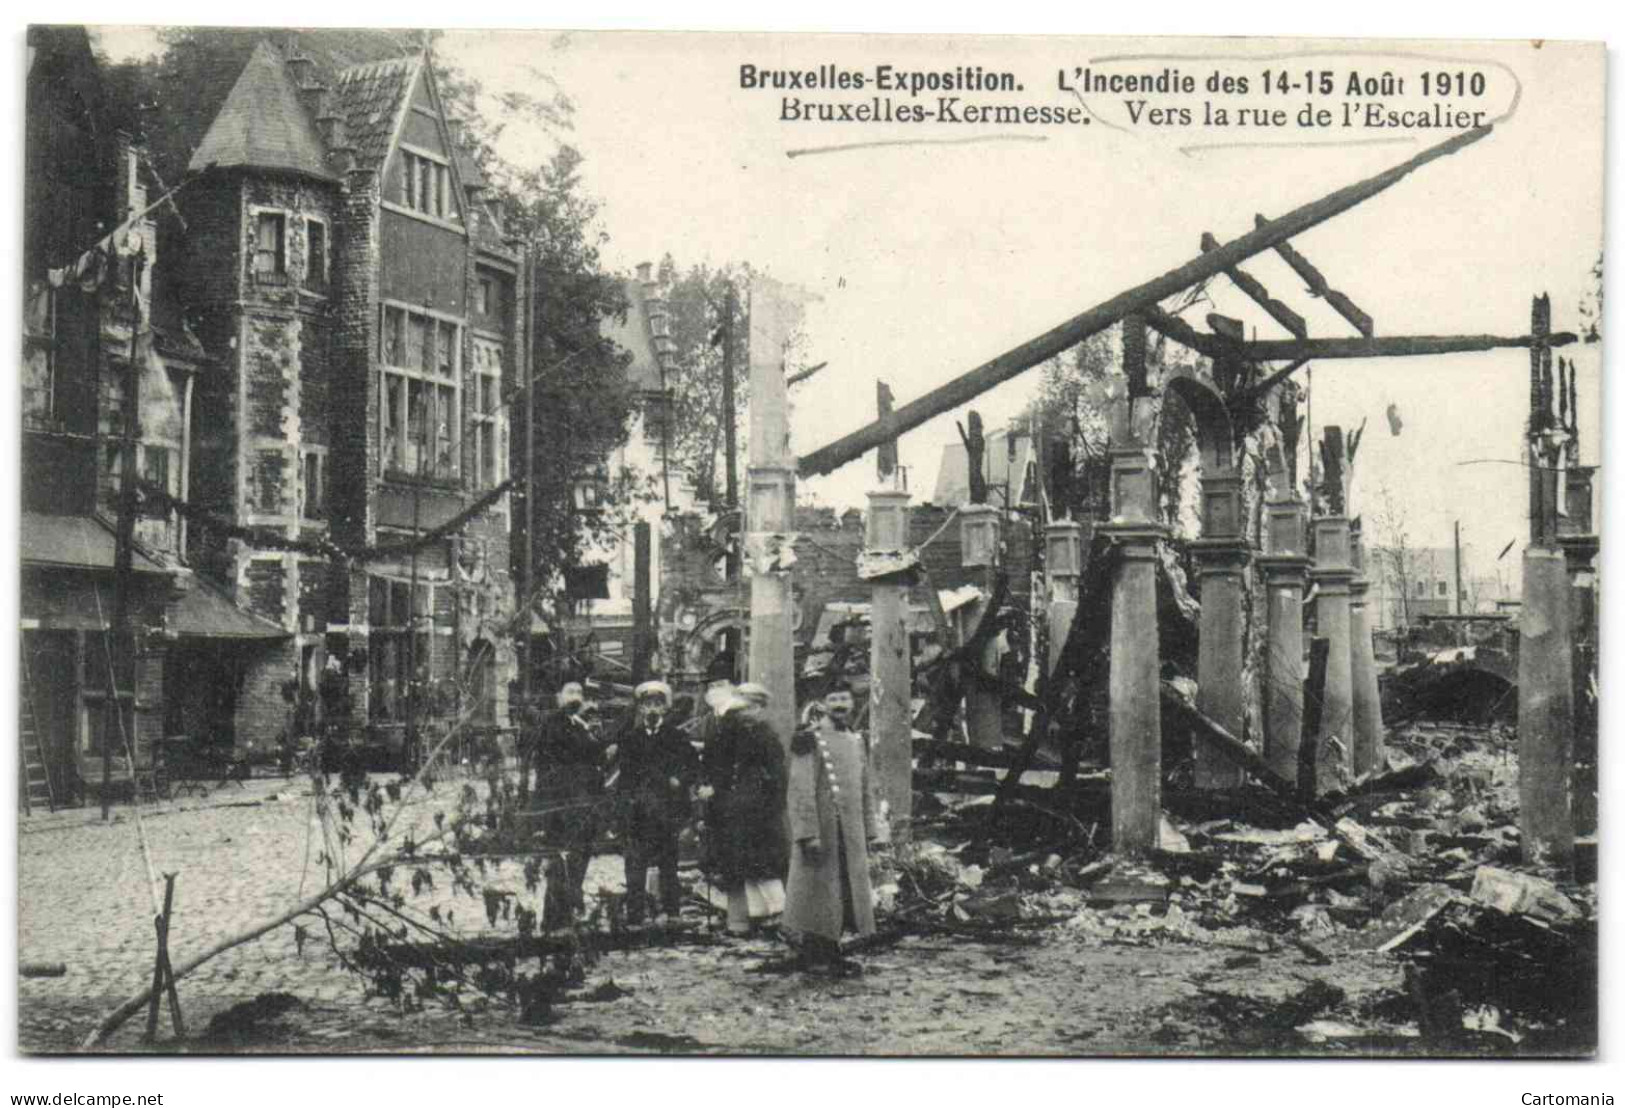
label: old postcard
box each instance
[16,27,1603,1066]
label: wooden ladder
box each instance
[19,660,55,815]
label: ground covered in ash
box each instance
[17,722,1595,1057]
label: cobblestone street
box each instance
[17,772,1420,1057]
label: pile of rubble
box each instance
[884,720,1596,1053]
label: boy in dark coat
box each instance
[784,686,890,972]
[613,681,700,925]
[702,683,789,936]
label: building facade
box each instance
[175,41,525,758]
[22,32,528,805]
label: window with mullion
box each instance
[379,303,462,482]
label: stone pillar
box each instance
[1348,525,1385,777]
[1310,516,1355,793]
[959,504,1004,750]
[1101,439,1164,855]
[1558,466,1599,741]
[1191,472,1249,789]
[1519,546,1575,870]
[1258,500,1311,783]
[867,489,913,842]
[747,465,798,749]
[1045,520,1084,675]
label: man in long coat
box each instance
[784,686,889,969]
[612,681,699,925]
[532,683,606,925]
[702,683,789,935]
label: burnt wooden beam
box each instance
[1259,216,1376,337]
[1238,330,1577,361]
[1144,304,1231,359]
[1201,231,1308,338]
[796,126,1492,478]
[1236,358,1310,403]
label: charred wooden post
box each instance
[1260,499,1312,782]
[866,489,914,843]
[959,504,1004,750]
[1519,293,1576,870]
[1102,314,1166,854]
[1348,521,1385,776]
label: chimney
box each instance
[285,50,316,90]
[635,261,653,283]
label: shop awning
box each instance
[170,577,290,640]
[20,513,169,573]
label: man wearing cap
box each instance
[533,683,607,925]
[703,683,789,936]
[614,680,699,925]
[784,684,890,971]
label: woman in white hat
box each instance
[703,683,789,936]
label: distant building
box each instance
[1365,543,1512,630]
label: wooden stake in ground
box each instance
[144,873,184,1041]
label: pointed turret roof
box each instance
[188,40,334,180]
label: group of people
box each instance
[517,675,889,971]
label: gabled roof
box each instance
[330,53,421,173]
[188,40,334,180]
[603,278,666,393]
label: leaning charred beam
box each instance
[1238,331,1577,361]
[1143,305,1232,359]
[795,125,1492,478]
[1200,232,1308,338]
[1259,215,1376,337]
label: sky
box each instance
[91,29,1605,588]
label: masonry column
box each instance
[1520,293,1576,871]
[1258,499,1311,782]
[866,489,914,842]
[747,466,797,750]
[1310,515,1356,792]
[958,503,1003,750]
[1191,472,1249,790]
[1045,520,1084,675]
[745,284,798,749]
[1557,466,1599,742]
[1100,397,1165,855]
[1348,521,1385,777]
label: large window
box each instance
[380,304,460,481]
[368,576,432,722]
[469,337,507,490]
[400,149,454,220]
